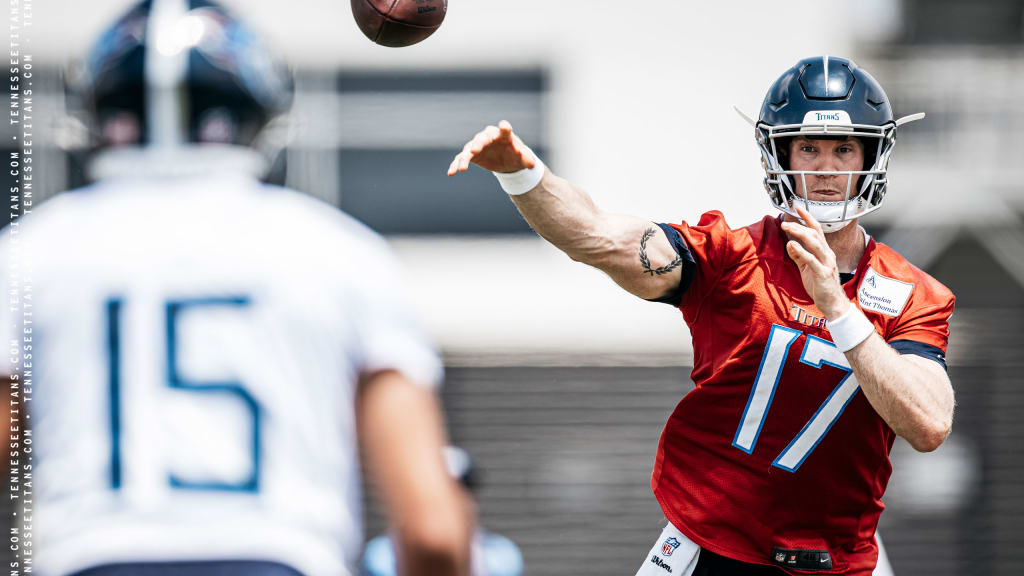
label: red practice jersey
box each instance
[652,212,954,575]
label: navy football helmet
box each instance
[75,0,293,177]
[753,56,923,231]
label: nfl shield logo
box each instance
[661,537,681,557]
[775,552,786,563]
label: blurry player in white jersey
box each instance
[0,1,472,575]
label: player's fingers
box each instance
[499,120,514,137]
[466,133,484,152]
[459,143,480,164]
[785,240,807,267]
[786,241,815,273]
[467,135,493,156]
[451,149,469,172]
[793,204,825,236]
[786,240,828,276]
[781,220,821,248]
[510,135,537,169]
[448,152,469,176]
[781,221,830,264]
[468,130,492,151]
[472,126,503,153]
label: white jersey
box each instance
[0,172,442,576]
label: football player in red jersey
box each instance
[448,56,952,576]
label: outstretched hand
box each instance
[447,120,538,176]
[780,205,851,319]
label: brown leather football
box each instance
[351,0,448,47]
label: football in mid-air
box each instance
[351,0,448,47]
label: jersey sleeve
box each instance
[348,238,444,389]
[886,278,955,354]
[660,211,744,310]
[889,339,947,370]
[646,223,696,305]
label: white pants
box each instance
[634,522,701,576]
[634,521,897,576]
[873,532,895,576]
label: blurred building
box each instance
[856,2,1024,574]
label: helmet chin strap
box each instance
[820,220,854,233]
[788,197,863,232]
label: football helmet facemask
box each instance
[750,56,923,232]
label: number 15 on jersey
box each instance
[106,296,261,492]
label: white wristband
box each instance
[493,159,546,196]
[828,305,876,352]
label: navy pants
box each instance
[694,550,790,575]
[70,561,305,576]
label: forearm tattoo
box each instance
[639,227,683,276]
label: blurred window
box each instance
[324,70,546,235]
[902,0,1024,44]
